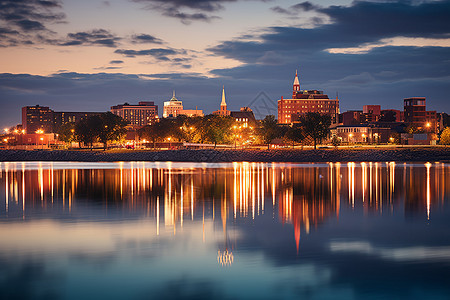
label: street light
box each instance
[167,137,171,149]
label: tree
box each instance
[331,136,341,149]
[97,112,128,149]
[284,123,305,148]
[440,127,450,145]
[258,115,280,149]
[75,116,102,148]
[204,115,235,148]
[57,123,76,145]
[299,113,331,149]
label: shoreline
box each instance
[0,148,449,163]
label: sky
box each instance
[1,0,450,129]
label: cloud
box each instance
[59,29,121,47]
[0,0,66,46]
[131,33,164,44]
[114,47,188,63]
[109,60,124,64]
[131,0,264,24]
[271,1,320,16]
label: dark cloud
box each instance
[109,60,124,64]
[131,0,264,24]
[211,1,450,65]
[160,9,219,24]
[114,47,184,62]
[59,29,121,47]
[205,2,450,115]
[271,1,320,15]
[131,33,163,44]
[0,0,65,46]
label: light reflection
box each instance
[0,162,448,256]
[426,162,431,220]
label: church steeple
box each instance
[293,69,300,98]
[220,85,227,109]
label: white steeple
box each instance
[221,85,227,107]
[293,69,300,87]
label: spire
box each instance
[293,69,300,98]
[170,90,178,101]
[293,69,300,87]
[221,85,227,107]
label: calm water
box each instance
[0,161,449,300]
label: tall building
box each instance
[22,105,53,134]
[163,91,184,118]
[53,111,102,132]
[162,91,203,118]
[277,70,339,124]
[111,101,158,128]
[22,105,104,133]
[404,97,437,132]
[362,105,381,123]
[213,86,231,116]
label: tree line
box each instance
[58,112,127,149]
[57,111,332,149]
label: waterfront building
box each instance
[22,105,104,133]
[22,105,54,134]
[404,97,437,132]
[331,125,392,144]
[53,111,102,132]
[111,101,158,128]
[277,70,339,124]
[230,107,257,128]
[213,86,231,116]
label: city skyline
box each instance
[1,0,450,129]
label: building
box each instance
[111,101,158,128]
[277,70,339,124]
[178,109,203,117]
[53,111,102,133]
[213,86,231,116]
[331,125,392,144]
[163,91,184,118]
[22,105,105,134]
[404,97,437,132]
[163,91,203,118]
[230,107,257,128]
[362,105,381,123]
[22,105,53,134]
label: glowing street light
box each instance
[4,128,9,133]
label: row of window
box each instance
[337,128,369,133]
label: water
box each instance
[0,161,449,300]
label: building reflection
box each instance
[1,161,449,257]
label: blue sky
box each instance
[1,0,449,129]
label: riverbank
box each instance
[0,147,449,163]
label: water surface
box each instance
[1,161,449,300]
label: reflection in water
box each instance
[0,162,450,299]
[1,162,450,248]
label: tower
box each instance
[292,69,300,98]
[220,85,227,112]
